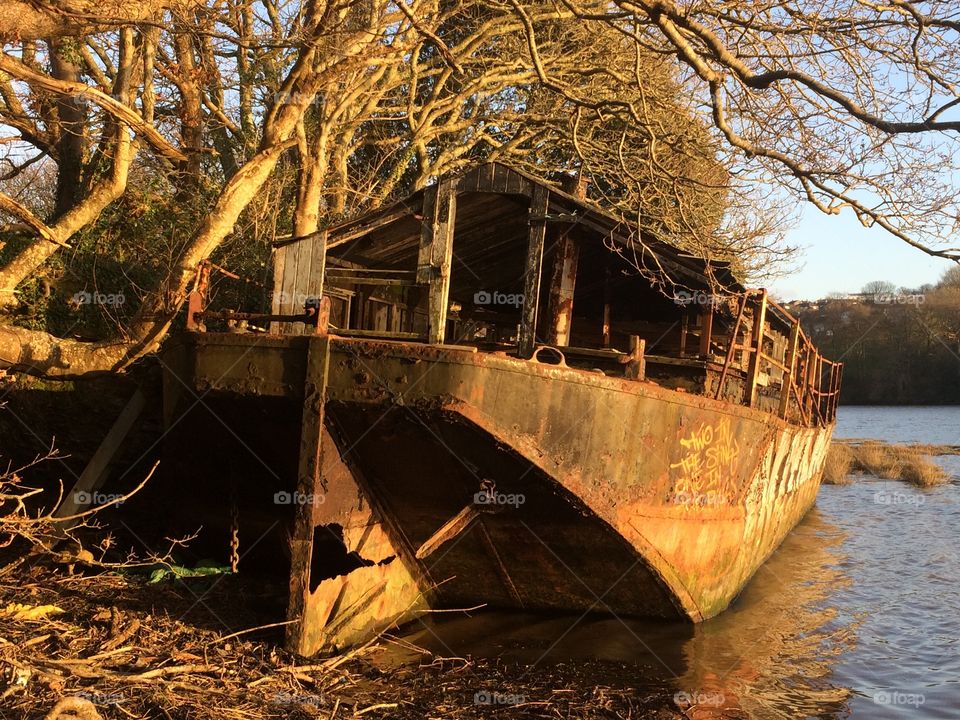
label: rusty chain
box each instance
[229,488,239,574]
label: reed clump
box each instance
[899,453,951,487]
[856,441,904,479]
[824,440,951,487]
[823,443,854,485]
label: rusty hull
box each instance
[162,332,832,655]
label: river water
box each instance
[390,406,960,719]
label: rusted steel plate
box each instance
[163,333,833,637]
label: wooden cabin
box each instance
[253,162,838,425]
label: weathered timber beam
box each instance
[714,293,750,401]
[323,205,419,249]
[476,523,524,607]
[546,231,579,346]
[457,163,532,196]
[601,266,612,348]
[698,305,714,358]
[624,335,646,381]
[334,328,424,340]
[679,309,689,357]
[519,184,549,358]
[415,505,480,560]
[286,325,331,655]
[54,388,146,526]
[417,178,457,345]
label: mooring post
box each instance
[417,177,457,345]
[286,310,331,655]
[519,184,549,358]
[745,289,767,408]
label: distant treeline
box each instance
[789,269,960,405]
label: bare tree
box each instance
[940,265,960,289]
[0,0,959,379]
[862,281,897,296]
[552,0,960,260]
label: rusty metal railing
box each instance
[713,290,841,428]
[184,257,841,428]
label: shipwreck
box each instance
[152,162,841,656]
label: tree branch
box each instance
[0,53,186,162]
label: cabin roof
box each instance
[305,162,743,294]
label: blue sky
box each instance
[768,207,957,301]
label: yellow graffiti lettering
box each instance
[670,418,741,506]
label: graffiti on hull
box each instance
[669,418,741,507]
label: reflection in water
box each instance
[390,507,856,719]
[386,407,959,719]
[676,507,854,718]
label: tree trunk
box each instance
[0,127,132,309]
[0,31,136,309]
[49,39,87,220]
[0,139,290,377]
[173,31,205,191]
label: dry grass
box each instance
[899,453,950,487]
[825,440,952,487]
[822,443,854,485]
[841,441,960,456]
[904,443,960,456]
[854,442,900,479]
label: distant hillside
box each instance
[784,271,960,405]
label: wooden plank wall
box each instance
[272,231,327,334]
